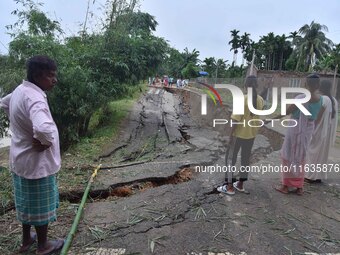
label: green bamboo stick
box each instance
[60,164,101,255]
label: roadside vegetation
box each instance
[0,82,146,213]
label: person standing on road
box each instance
[217,75,264,195]
[164,76,169,87]
[305,80,338,183]
[0,55,64,254]
[274,74,324,195]
[169,77,174,87]
[177,77,182,88]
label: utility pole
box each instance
[333,64,338,96]
[250,49,256,75]
[215,62,218,84]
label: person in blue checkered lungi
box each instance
[1,56,64,254]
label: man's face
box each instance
[36,70,57,91]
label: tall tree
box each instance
[182,47,200,66]
[240,32,252,66]
[202,57,228,78]
[215,58,228,79]
[4,0,169,148]
[202,57,215,77]
[288,31,301,50]
[229,29,240,65]
[315,43,340,73]
[275,34,291,70]
[181,48,200,78]
[259,32,276,70]
[295,21,333,71]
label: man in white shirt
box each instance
[0,55,64,254]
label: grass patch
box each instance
[64,100,135,162]
[65,84,146,162]
[58,83,147,191]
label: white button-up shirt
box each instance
[0,80,61,179]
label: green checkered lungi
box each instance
[12,172,59,226]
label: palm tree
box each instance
[182,47,200,66]
[214,58,228,81]
[243,41,258,65]
[229,29,240,65]
[288,31,301,50]
[275,34,292,70]
[181,48,200,78]
[315,43,340,73]
[240,32,252,66]
[202,57,215,77]
[295,21,333,71]
[259,32,276,70]
[202,57,228,79]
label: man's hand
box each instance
[32,138,50,152]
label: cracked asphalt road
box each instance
[67,86,340,255]
[1,86,338,255]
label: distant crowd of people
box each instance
[148,75,188,88]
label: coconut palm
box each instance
[215,58,229,80]
[295,21,333,71]
[182,47,200,66]
[315,43,340,73]
[202,57,228,79]
[229,29,240,65]
[288,31,301,50]
[202,57,215,77]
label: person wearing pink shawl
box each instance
[274,74,324,195]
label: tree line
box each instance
[184,22,339,81]
[227,22,338,73]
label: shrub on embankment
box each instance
[0,0,167,150]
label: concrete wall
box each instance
[255,70,340,99]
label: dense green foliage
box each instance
[229,22,338,73]
[1,1,339,143]
[200,21,339,80]
[0,0,169,148]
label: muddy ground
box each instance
[0,85,339,255]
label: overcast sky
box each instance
[1,0,340,64]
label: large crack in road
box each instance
[1,85,339,255]
[65,86,339,255]
[66,87,278,253]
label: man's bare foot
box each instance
[18,232,36,253]
[36,239,64,255]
